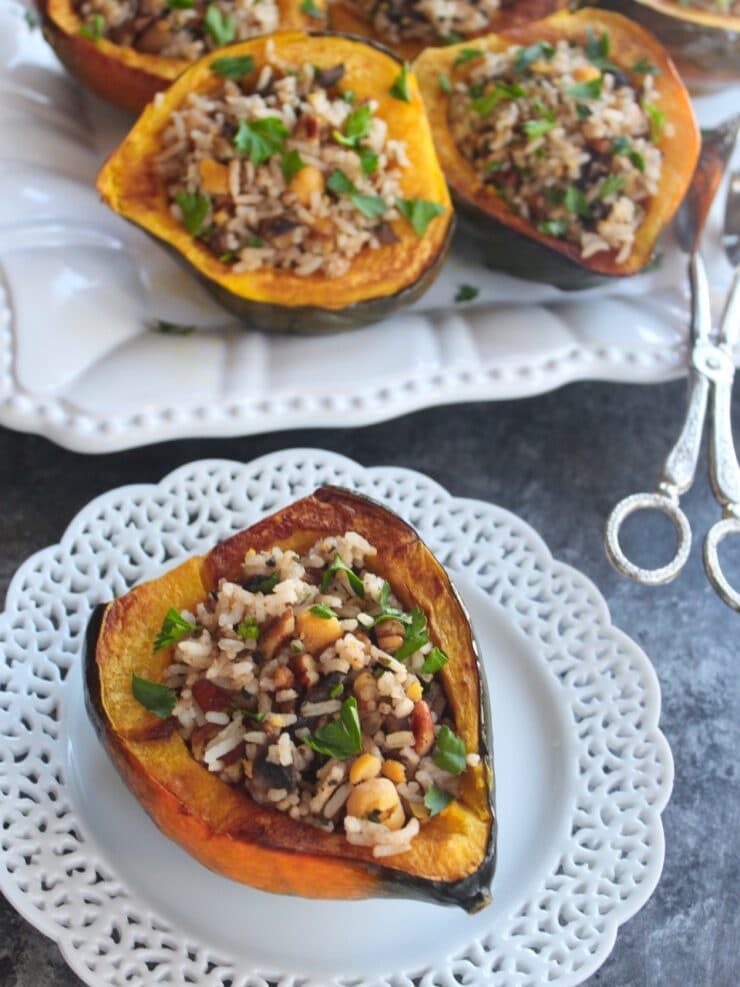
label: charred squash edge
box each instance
[84,485,496,911]
[95,31,453,332]
[413,7,700,287]
[37,0,329,113]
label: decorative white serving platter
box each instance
[0,451,672,986]
[1,1,739,452]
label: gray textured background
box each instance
[1,379,738,986]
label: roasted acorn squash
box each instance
[85,486,496,911]
[599,0,740,86]
[329,0,569,61]
[37,0,327,113]
[414,8,700,288]
[96,32,452,333]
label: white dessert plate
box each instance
[1,3,740,452]
[0,450,672,986]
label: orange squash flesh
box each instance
[37,0,328,113]
[96,32,453,332]
[414,8,701,284]
[329,0,569,61]
[85,487,496,911]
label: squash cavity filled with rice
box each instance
[85,487,496,911]
[96,32,452,332]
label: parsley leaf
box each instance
[514,42,555,74]
[237,617,260,641]
[424,784,454,816]
[153,608,197,651]
[333,104,373,147]
[167,0,193,8]
[304,697,362,759]
[564,185,591,217]
[242,709,266,724]
[643,101,665,141]
[210,54,255,78]
[433,725,467,775]
[584,27,618,73]
[203,3,236,45]
[243,572,281,594]
[632,57,659,75]
[438,74,452,94]
[373,581,412,625]
[300,0,324,17]
[79,14,105,41]
[389,62,411,102]
[329,682,344,699]
[598,174,626,199]
[567,78,603,100]
[394,606,429,660]
[320,552,365,596]
[454,48,483,68]
[358,147,379,175]
[175,191,210,236]
[310,603,338,619]
[132,674,177,719]
[421,646,450,675]
[612,137,645,172]
[455,284,479,303]
[234,116,288,164]
[523,115,556,139]
[342,90,356,103]
[538,218,569,238]
[396,198,445,237]
[281,148,305,182]
[326,170,387,219]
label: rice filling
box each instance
[139,531,471,857]
[447,31,667,263]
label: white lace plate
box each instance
[0,450,672,987]
[2,2,740,452]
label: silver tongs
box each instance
[605,117,740,611]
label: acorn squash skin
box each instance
[329,0,570,61]
[96,32,453,333]
[37,0,328,113]
[414,9,700,288]
[599,0,740,86]
[84,486,497,912]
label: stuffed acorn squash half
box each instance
[38,0,328,113]
[414,8,700,288]
[329,0,569,61]
[85,487,497,911]
[97,32,453,332]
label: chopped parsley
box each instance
[632,57,659,76]
[303,697,362,759]
[210,55,255,78]
[342,90,356,103]
[373,581,412,626]
[424,784,454,816]
[79,14,105,41]
[389,62,412,102]
[167,0,193,8]
[643,101,665,142]
[234,116,288,165]
[203,3,236,46]
[153,608,198,651]
[564,185,591,218]
[393,606,429,661]
[242,709,266,724]
[567,78,603,100]
[300,0,324,17]
[310,603,338,619]
[175,191,210,236]
[131,674,177,719]
[514,42,555,75]
[281,148,305,182]
[538,219,569,238]
[455,284,479,303]
[438,74,452,94]
[523,114,556,139]
[421,646,450,675]
[237,617,260,641]
[584,27,618,73]
[358,148,379,175]
[329,682,344,699]
[396,198,445,237]
[433,725,467,775]
[320,552,366,597]
[333,104,373,148]
[454,48,484,68]
[598,174,626,199]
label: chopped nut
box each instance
[260,608,296,662]
[411,699,435,755]
[376,618,405,654]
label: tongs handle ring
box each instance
[704,518,740,612]
[605,491,692,585]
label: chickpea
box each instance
[376,618,405,654]
[289,165,324,206]
[349,753,382,785]
[346,777,405,830]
